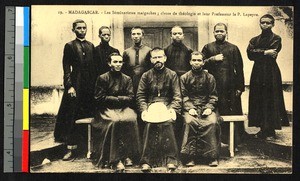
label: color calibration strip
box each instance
[4,6,30,172]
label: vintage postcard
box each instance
[30,5,293,173]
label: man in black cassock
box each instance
[180,51,221,167]
[54,19,96,161]
[137,47,181,172]
[94,26,120,76]
[247,14,289,140]
[201,23,246,149]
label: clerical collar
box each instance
[110,70,122,76]
[76,38,86,42]
[261,30,273,36]
[100,42,109,47]
[216,40,226,45]
[134,43,143,49]
[191,67,203,74]
[172,41,183,46]
[154,66,165,73]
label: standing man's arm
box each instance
[233,46,245,94]
[62,43,76,97]
[122,51,134,77]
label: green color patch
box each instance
[24,47,29,88]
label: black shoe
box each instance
[116,161,125,171]
[124,158,133,166]
[186,160,195,167]
[62,150,75,161]
[254,131,266,139]
[208,159,218,167]
[167,163,177,170]
[141,164,151,172]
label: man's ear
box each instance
[108,62,111,67]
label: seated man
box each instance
[180,51,220,167]
[92,53,141,171]
[136,47,182,172]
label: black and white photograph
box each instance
[30,5,293,173]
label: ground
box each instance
[30,115,292,174]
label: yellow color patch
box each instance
[23,89,29,130]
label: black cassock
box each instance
[247,31,289,133]
[92,71,141,167]
[54,39,96,145]
[202,41,245,145]
[180,69,221,162]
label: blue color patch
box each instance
[24,7,30,46]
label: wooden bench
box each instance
[75,118,94,159]
[75,115,247,158]
[220,115,247,157]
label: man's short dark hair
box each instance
[150,47,165,56]
[191,51,204,58]
[214,23,228,32]
[260,14,275,25]
[131,26,144,35]
[72,19,86,30]
[107,52,122,62]
[99,26,111,35]
[170,25,183,34]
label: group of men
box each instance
[54,14,288,172]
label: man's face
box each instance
[260,18,274,31]
[190,54,204,70]
[73,22,87,39]
[99,28,111,43]
[109,55,123,71]
[213,25,227,42]
[150,50,166,70]
[171,27,184,43]
[131,28,143,44]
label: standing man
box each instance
[164,25,193,148]
[164,25,193,76]
[94,26,120,76]
[201,23,245,149]
[137,47,182,172]
[54,19,96,161]
[122,26,152,93]
[247,14,289,140]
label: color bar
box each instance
[22,6,30,173]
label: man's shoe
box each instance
[208,159,218,167]
[116,161,125,171]
[167,163,176,170]
[124,158,133,166]
[141,164,151,172]
[186,160,195,167]
[62,150,75,161]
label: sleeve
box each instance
[233,46,245,92]
[62,43,73,91]
[246,37,265,61]
[118,77,134,106]
[144,50,152,72]
[94,76,120,106]
[180,75,196,112]
[169,73,182,114]
[122,51,134,77]
[136,73,149,112]
[204,75,218,110]
[269,35,282,54]
[201,44,212,70]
